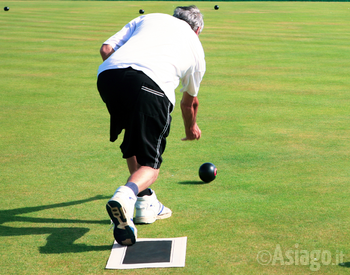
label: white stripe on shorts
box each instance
[141,86,164,97]
[154,102,172,168]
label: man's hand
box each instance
[100,44,115,61]
[180,92,201,141]
[181,123,201,141]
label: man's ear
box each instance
[195,27,201,35]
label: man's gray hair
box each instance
[173,5,204,34]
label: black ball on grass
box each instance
[214,5,219,10]
[4,6,10,11]
[199,163,217,183]
[139,9,144,14]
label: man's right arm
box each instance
[180,92,201,141]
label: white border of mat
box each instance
[105,237,187,269]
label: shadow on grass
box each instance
[0,195,112,254]
[339,262,350,268]
[178,181,208,185]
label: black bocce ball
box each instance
[214,5,219,10]
[4,6,10,11]
[199,162,217,183]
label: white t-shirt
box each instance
[97,13,206,106]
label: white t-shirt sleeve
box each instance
[103,16,144,51]
[180,58,206,97]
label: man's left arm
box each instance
[100,44,115,61]
[99,16,142,61]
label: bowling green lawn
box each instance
[1,1,350,274]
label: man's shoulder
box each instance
[141,13,182,24]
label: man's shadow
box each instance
[1,195,112,254]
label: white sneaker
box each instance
[106,186,137,246]
[134,189,172,224]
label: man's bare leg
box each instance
[126,156,159,193]
[127,156,140,174]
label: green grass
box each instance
[1,1,350,274]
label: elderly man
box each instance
[97,5,205,246]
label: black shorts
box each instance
[97,67,173,169]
